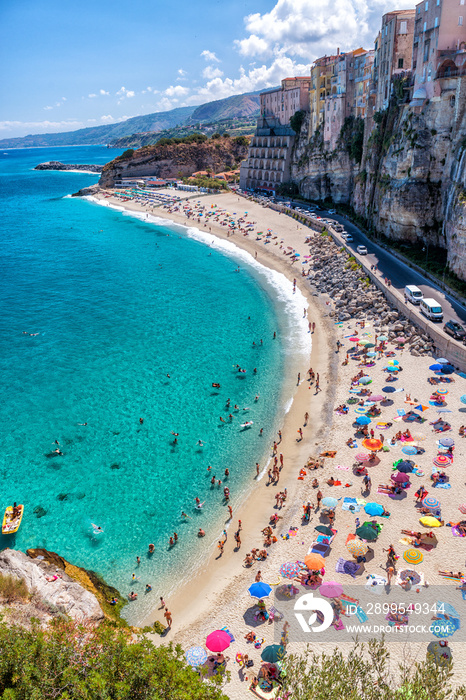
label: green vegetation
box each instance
[339,116,365,164]
[0,574,30,603]
[115,149,135,161]
[0,618,228,700]
[290,110,306,134]
[183,175,230,191]
[281,639,465,700]
[157,133,208,147]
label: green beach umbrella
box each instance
[356,525,378,541]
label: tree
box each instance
[290,110,306,134]
[116,149,135,160]
[281,639,466,700]
[0,618,228,700]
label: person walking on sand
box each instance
[256,463,260,477]
[217,541,224,556]
[159,596,166,609]
[304,412,309,426]
[316,490,323,509]
[297,428,303,441]
[297,372,301,385]
[164,608,172,628]
[278,429,282,443]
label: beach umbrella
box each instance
[355,453,371,462]
[315,525,334,536]
[396,460,415,470]
[279,562,302,579]
[378,335,388,341]
[358,377,372,385]
[430,364,443,371]
[346,539,368,557]
[437,358,448,364]
[261,644,287,663]
[422,496,440,510]
[388,359,400,365]
[304,553,325,570]
[362,438,383,451]
[459,504,466,515]
[321,497,338,508]
[367,352,377,358]
[461,395,466,405]
[437,388,449,395]
[420,516,442,527]
[382,386,396,393]
[399,569,421,584]
[186,646,208,667]
[430,621,457,639]
[403,549,423,564]
[437,408,452,414]
[355,406,369,415]
[383,366,400,371]
[365,343,376,349]
[356,525,378,541]
[397,462,414,473]
[395,337,406,344]
[349,337,360,342]
[364,502,384,516]
[439,438,454,447]
[402,446,418,456]
[368,395,384,402]
[434,455,452,467]
[441,365,454,374]
[206,630,231,652]
[248,582,272,599]
[392,471,410,483]
[413,433,427,441]
[356,416,371,425]
[319,581,344,598]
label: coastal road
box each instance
[284,200,466,338]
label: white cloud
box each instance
[146,86,153,92]
[178,69,187,76]
[100,89,109,96]
[126,90,135,98]
[88,93,97,98]
[235,0,406,61]
[201,50,220,63]
[43,106,53,111]
[164,85,190,98]
[87,118,97,123]
[62,97,67,101]
[100,115,115,123]
[202,66,224,80]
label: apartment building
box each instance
[374,9,416,111]
[239,77,311,192]
[309,54,340,137]
[411,0,466,103]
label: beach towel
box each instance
[341,593,359,608]
[335,465,350,471]
[434,482,451,489]
[356,606,368,622]
[342,497,361,512]
[336,557,360,578]
[333,618,345,630]
[365,574,387,594]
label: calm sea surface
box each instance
[0,145,309,622]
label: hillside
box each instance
[109,115,257,149]
[0,90,265,150]
[99,135,249,187]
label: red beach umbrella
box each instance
[392,471,410,483]
[355,453,371,462]
[206,630,231,652]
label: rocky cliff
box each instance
[291,79,466,280]
[99,137,249,187]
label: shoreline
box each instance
[89,189,336,634]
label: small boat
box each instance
[241,421,254,428]
[2,504,24,534]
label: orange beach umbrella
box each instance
[362,438,383,452]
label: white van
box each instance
[420,297,443,322]
[404,285,423,305]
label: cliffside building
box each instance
[239,77,311,192]
[309,54,340,138]
[374,9,416,111]
[411,0,466,104]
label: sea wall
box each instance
[290,80,466,281]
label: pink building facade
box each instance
[260,77,312,126]
[375,9,416,111]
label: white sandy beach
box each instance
[93,188,466,696]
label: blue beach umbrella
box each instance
[378,335,388,341]
[439,438,455,447]
[364,503,384,516]
[382,386,396,393]
[437,358,449,364]
[367,352,377,358]
[429,364,443,371]
[430,621,457,638]
[186,646,208,667]
[358,377,372,385]
[354,407,368,415]
[441,365,454,374]
[461,395,466,405]
[248,582,272,599]
[356,416,371,425]
[384,366,400,371]
[322,497,338,508]
[402,446,418,456]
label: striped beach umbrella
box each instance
[422,496,440,510]
[434,455,452,467]
[354,406,369,415]
[403,549,424,564]
[346,539,368,557]
[436,388,449,395]
[399,569,421,584]
[355,453,371,462]
[439,438,454,447]
[402,446,418,455]
[459,504,466,515]
[185,646,208,667]
[279,562,301,579]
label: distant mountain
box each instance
[0,107,196,150]
[0,90,267,150]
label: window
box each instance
[399,20,408,33]
[459,15,464,24]
[434,16,439,25]
[423,21,427,31]
[424,39,430,61]
[461,0,465,5]
[425,1,428,9]
[398,57,404,68]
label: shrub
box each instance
[0,574,30,603]
[290,110,306,134]
[116,149,135,161]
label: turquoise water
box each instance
[0,146,309,623]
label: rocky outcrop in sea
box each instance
[35,161,102,173]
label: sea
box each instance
[0,145,311,624]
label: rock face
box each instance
[72,184,101,197]
[291,85,466,280]
[0,549,104,622]
[99,137,249,187]
[35,161,102,173]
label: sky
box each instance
[1,0,416,138]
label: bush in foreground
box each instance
[0,618,228,700]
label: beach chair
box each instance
[310,542,330,556]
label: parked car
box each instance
[444,320,466,340]
[357,245,368,255]
[345,235,353,242]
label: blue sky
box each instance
[1,0,415,138]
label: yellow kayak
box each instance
[2,505,24,534]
